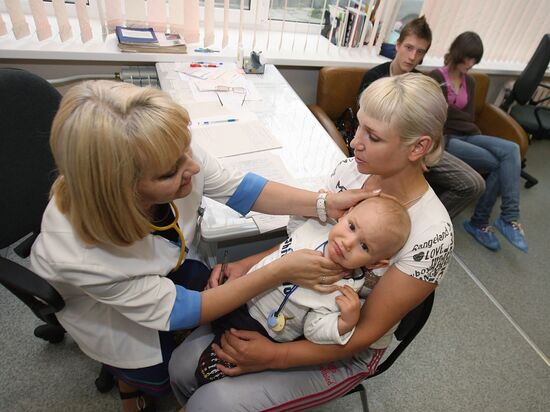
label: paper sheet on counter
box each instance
[190,115,281,158]
[219,152,295,233]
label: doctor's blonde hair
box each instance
[50,80,191,246]
[359,73,447,167]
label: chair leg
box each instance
[34,324,65,344]
[95,365,116,393]
[521,170,538,188]
[358,383,370,412]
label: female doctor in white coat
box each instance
[30,81,371,412]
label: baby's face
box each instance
[326,204,384,270]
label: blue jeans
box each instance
[446,134,521,227]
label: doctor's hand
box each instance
[213,329,280,376]
[326,189,381,220]
[207,261,248,289]
[273,249,349,293]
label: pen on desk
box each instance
[190,63,217,68]
[219,250,229,285]
[194,48,220,53]
[190,62,224,68]
[197,118,238,126]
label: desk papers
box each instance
[190,115,281,158]
[217,152,296,233]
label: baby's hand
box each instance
[335,285,361,335]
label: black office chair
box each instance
[344,291,435,412]
[0,68,116,393]
[0,67,66,342]
[501,34,550,140]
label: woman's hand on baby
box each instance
[212,329,280,376]
[336,285,361,335]
[326,189,381,220]
[274,249,350,292]
[207,261,247,289]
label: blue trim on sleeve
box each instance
[169,285,202,330]
[226,172,268,216]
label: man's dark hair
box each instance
[444,31,484,66]
[397,15,432,49]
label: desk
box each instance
[156,63,346,245]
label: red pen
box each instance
[190,63,219,68]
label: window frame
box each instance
[0,0,339,34]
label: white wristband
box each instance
[316,192,328,222]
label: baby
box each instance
[196,196,411,385]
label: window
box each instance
[269,0,328,24]
[200,0,251,10]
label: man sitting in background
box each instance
[358,16,485,219]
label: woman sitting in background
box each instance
[430,31,527,253]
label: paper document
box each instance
[191,117,281,158]
[185,101,234,122]
[176,64,262,103]
[252,214,289,234]
[219,152,296,233]
[219,152,296,186]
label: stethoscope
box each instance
[150,201,186,272]
[266,240,328,332]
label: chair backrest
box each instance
[344,291,435,409]
[370,291,435,377]
[507,34,550,106]
[470,71,490,118]
[0,69,65,331]
[317,67,368,121]
[0,256,65,325]
[0,68,61,250]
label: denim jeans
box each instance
[446,134,521,226]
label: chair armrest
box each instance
[534,105,550,129]
[531,83,550,105]
[308,104,350,156]
[476,104,529,159]
[0,256,65,313]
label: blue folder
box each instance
[115,26,158,44]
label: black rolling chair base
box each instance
[521,170,538,188]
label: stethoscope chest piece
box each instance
[267,309,286,332]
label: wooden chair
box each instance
[308,67,367,156]
[470,71,536,188]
